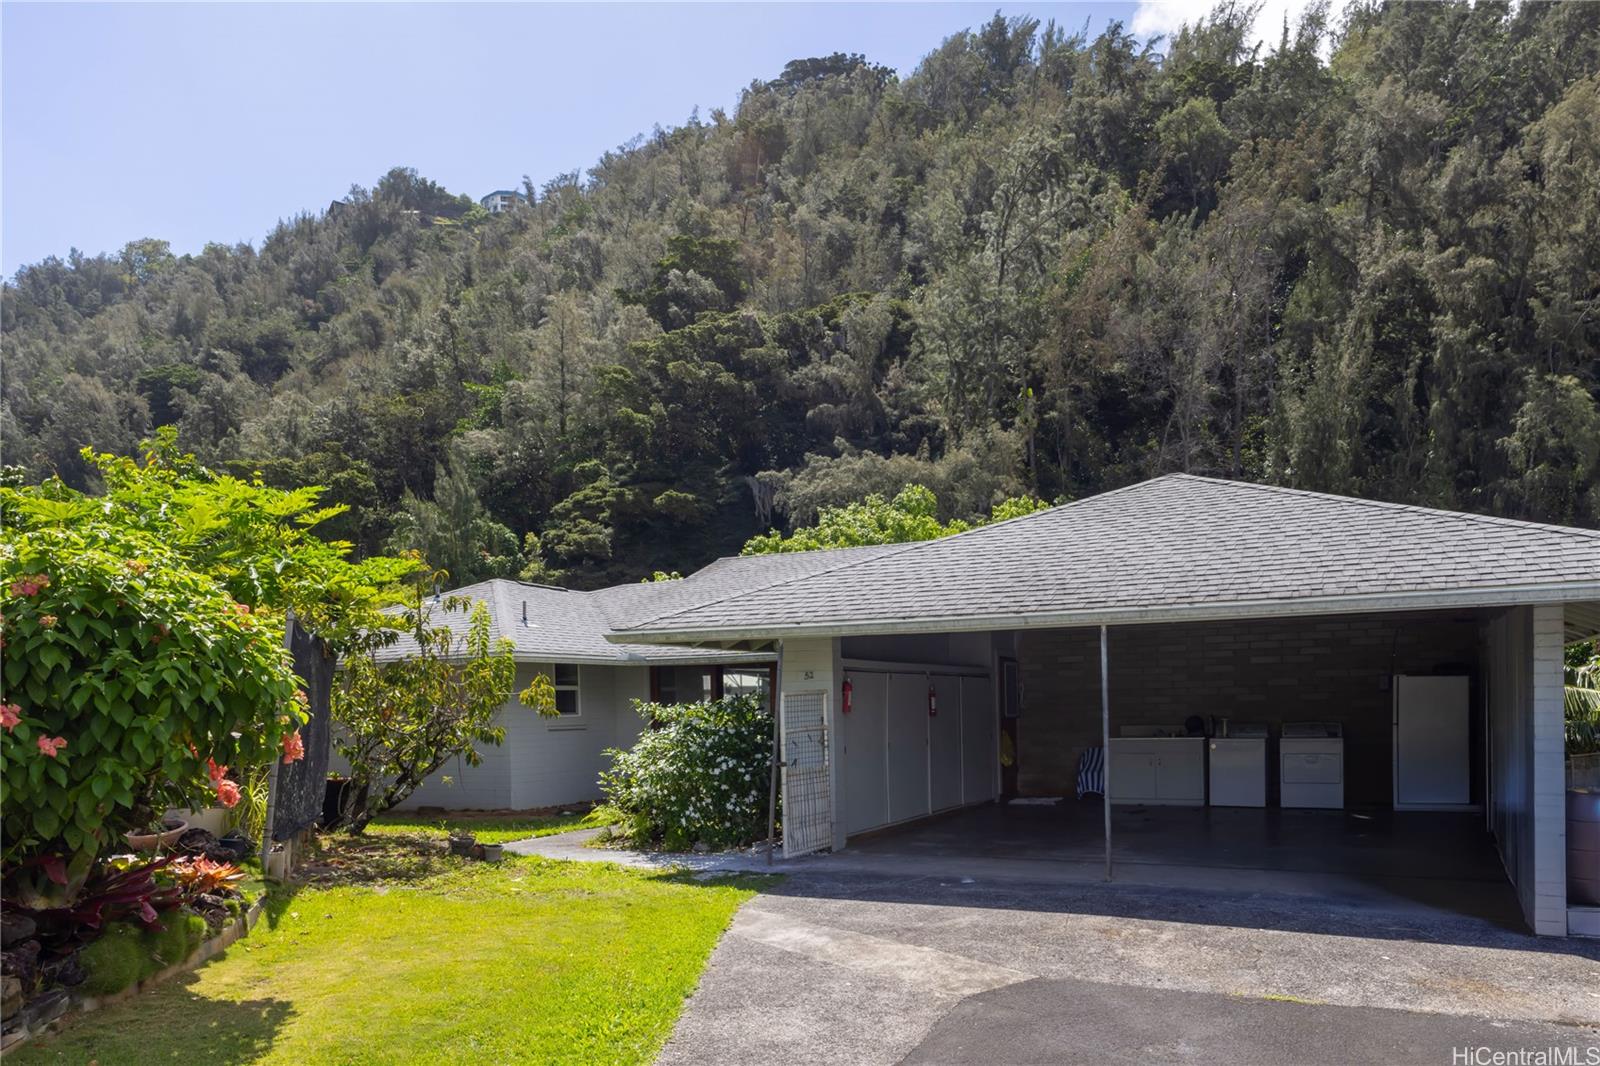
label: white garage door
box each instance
[842,671,889,835]
[886,673,930,823]
[838,667,994,838]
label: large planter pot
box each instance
[1570,788,1600,907]
[125,820,187,852]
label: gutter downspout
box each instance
[1101,623,1112,881]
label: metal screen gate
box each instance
[780,690,832,858]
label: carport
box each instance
[608,475,1600,936]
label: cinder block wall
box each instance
[1016,611,1482,807]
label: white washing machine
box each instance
[1280,722,1344,809]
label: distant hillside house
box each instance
[480,189,526,214]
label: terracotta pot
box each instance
[125,821,188,852]
[1570,788,1600,907]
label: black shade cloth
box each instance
[272,616,334,841]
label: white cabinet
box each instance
[1108,738,1205,806]
[1209,739,1266,807]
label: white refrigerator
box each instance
[1393,675,1470,810]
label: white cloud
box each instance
[1131,0,1329,55]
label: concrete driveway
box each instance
[656,869,1600,1065]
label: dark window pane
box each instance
[554,664,579,687]
[555,689,579,715]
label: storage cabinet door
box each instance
[1155,743,1205,804]
[1109,747,1157,802]
[886,673,930,823]
[960,675,996,804]
[842,672,889,835]
[929,675,963,812]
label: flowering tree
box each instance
[333,589,536,833]
[1,520,304,902]
[1,433,419,901]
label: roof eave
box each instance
[608,581,1600,645]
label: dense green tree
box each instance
[4,0,1597,590]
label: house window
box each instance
[721,668,771,703]
[553,663,580,715]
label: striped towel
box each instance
[1076,746,1105,799]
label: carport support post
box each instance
[1100,624,1112,881]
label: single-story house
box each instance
[377,546,900,810]
[605,475,1600,938]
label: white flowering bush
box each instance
[600,695,773,850]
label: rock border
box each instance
[0,894,267,1054]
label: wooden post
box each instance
[261,610,292,881]
[766,643,783,866]
[1100,624,1112,881]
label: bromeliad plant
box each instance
[169,857,246,901]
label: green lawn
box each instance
[14,842,762,1065]
[366,806,619,845]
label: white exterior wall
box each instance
[1529,605,1568,935]
[1485,604,1568,935]
[396,662,652,811]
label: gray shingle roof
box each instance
[373,544,904,663]
[608,475,1600,642]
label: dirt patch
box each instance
[293,832,462,886]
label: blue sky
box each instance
[1,1,1255,274]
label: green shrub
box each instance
[79,923,148,997]
[600,696,772,850]
[142,918,192,972]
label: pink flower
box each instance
[1,704,20,732]
[216,779,241,808]
[281,729,305,764]
[206,757,228,785]
[10,573,50,597]
[36,735,66,758]
[37,614,57,629]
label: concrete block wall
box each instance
[1016,611,1482,806]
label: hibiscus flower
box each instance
[1,704,20,732]
[36,735,66,758]
[281,729,305,764]
[216,778,242,808]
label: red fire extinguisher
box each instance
[841,678,853,714]
[927,684,938,717]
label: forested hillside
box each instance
[5,2,1599,587]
